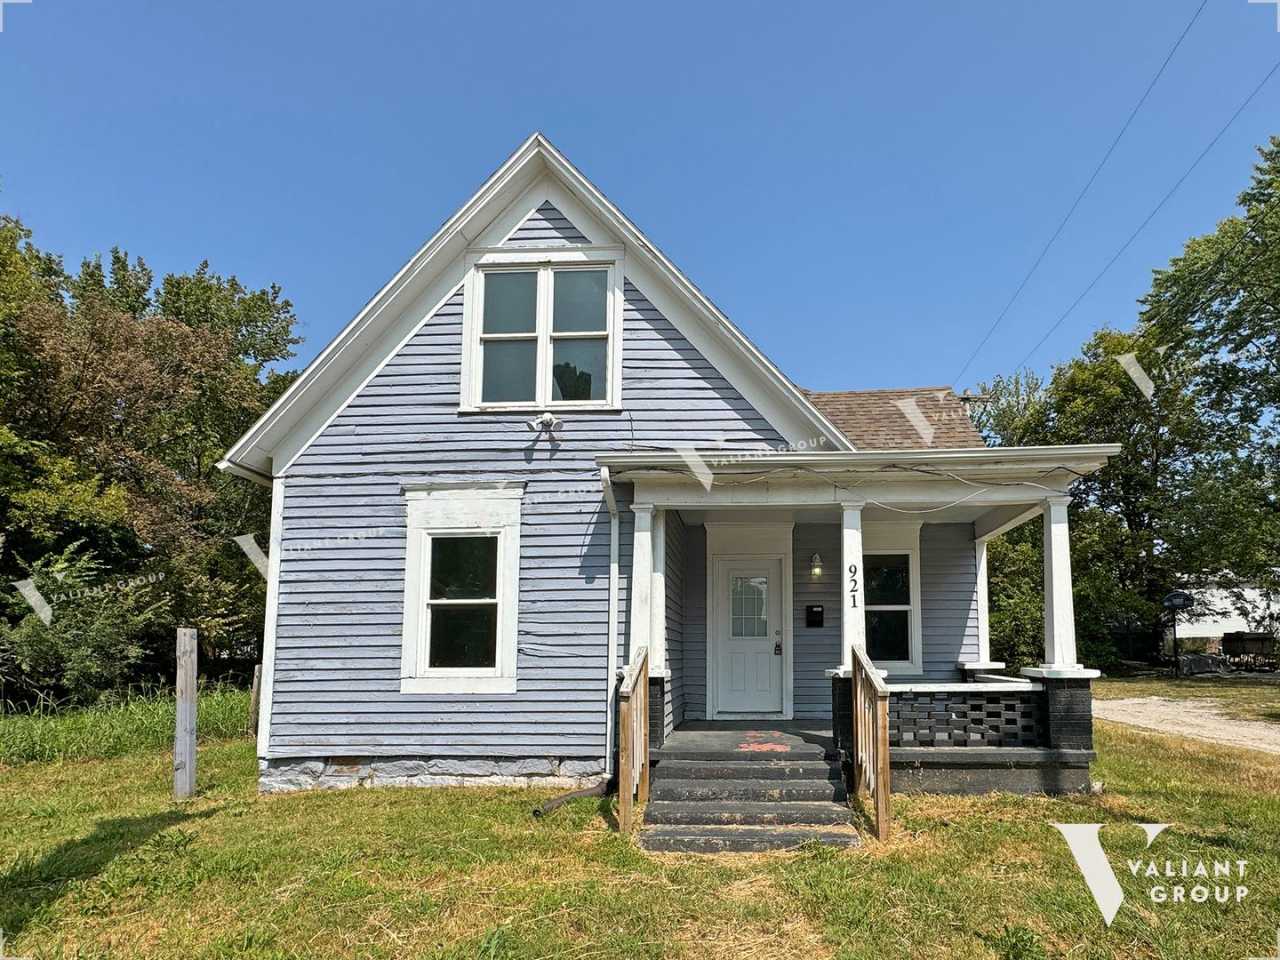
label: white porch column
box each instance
[975,539,991,662]
[840,500,867,672]
[628,504,653,660]
[1022,496,1099,679]
[649,508,667,674]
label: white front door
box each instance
[713,558,784,715]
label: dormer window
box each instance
[461,246,622,411]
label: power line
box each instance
[1011,56,1280,372]
[951,0,1209,387]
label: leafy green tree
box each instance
[0,216,300,704]
[976,138,1280,667]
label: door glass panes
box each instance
[731,575,768,638]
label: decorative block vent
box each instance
[888,691,1045,748]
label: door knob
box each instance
[774,641,782,656]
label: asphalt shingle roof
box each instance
[804,387,986,450]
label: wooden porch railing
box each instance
[850,644,892,841]
[617,646,650,834]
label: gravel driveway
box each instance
[1093,696,1280,755]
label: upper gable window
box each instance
[461,247,622,411]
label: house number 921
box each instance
[848,563,858,607]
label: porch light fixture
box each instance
[810,553,823,577]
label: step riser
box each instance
[640,829,860,854]
[651,781,847,803]
[653,761,841,782]
[653,750,835,763]
[645,802,852,827]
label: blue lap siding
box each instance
[268,280,784,759]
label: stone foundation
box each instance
[259,756,607,794]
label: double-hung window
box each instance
[862,525,924,675]
[400,484,522,693]
[462,248,622,410]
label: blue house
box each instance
[221,134,1117,849]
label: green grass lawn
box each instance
[0,688,252,764]
[2,721,1279,959]
[1095,675,1280,724]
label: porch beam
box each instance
[629,479,1074,510]
[1022,496,1099,679]
[840,501,867,672]
[973,503,1042,542]
[628,504,653,662]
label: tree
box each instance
[0,217,299,704]
[976,137,1280,668]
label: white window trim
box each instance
[400,483,522,694]
[460,245,625,412]
[863,522,924,677]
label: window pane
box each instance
[865,554,910,605]
[482,339,536,403]
[430,536,497,599]
[483,272,536,334]
[731,575,768,638]
[552,270,607,332]
[551,338,607,401]
[867,609,910,662]
[428,604,497,668]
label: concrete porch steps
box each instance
[645,799,854,826]
[641,824,860,854]
[650,777,847,803]
[638,724,858,852]
[651,759,840,781]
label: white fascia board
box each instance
[598,444,1122,476]
[532,140,853,453]
[221,134,550,477]
[222,132,852,475]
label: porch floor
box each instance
[656,721,836,760]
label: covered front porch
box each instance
[601,446,1117,834]
[603,445,1113,724]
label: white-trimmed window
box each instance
[863,524,924,675]
[400,484,522,693]
[460,247,623,411]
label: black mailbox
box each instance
[805,605,824,628]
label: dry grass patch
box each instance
[4,723,1280,958]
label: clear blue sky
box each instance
[2,1,1277,392]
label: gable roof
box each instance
[804,387,985,450]
[219,133,854,482]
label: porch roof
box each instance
[597,444,1121,528]
[597,444,1119,482]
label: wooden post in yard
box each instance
[174,627,198,800]
[248,662,263,736]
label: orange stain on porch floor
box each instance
[738,731,790,752]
